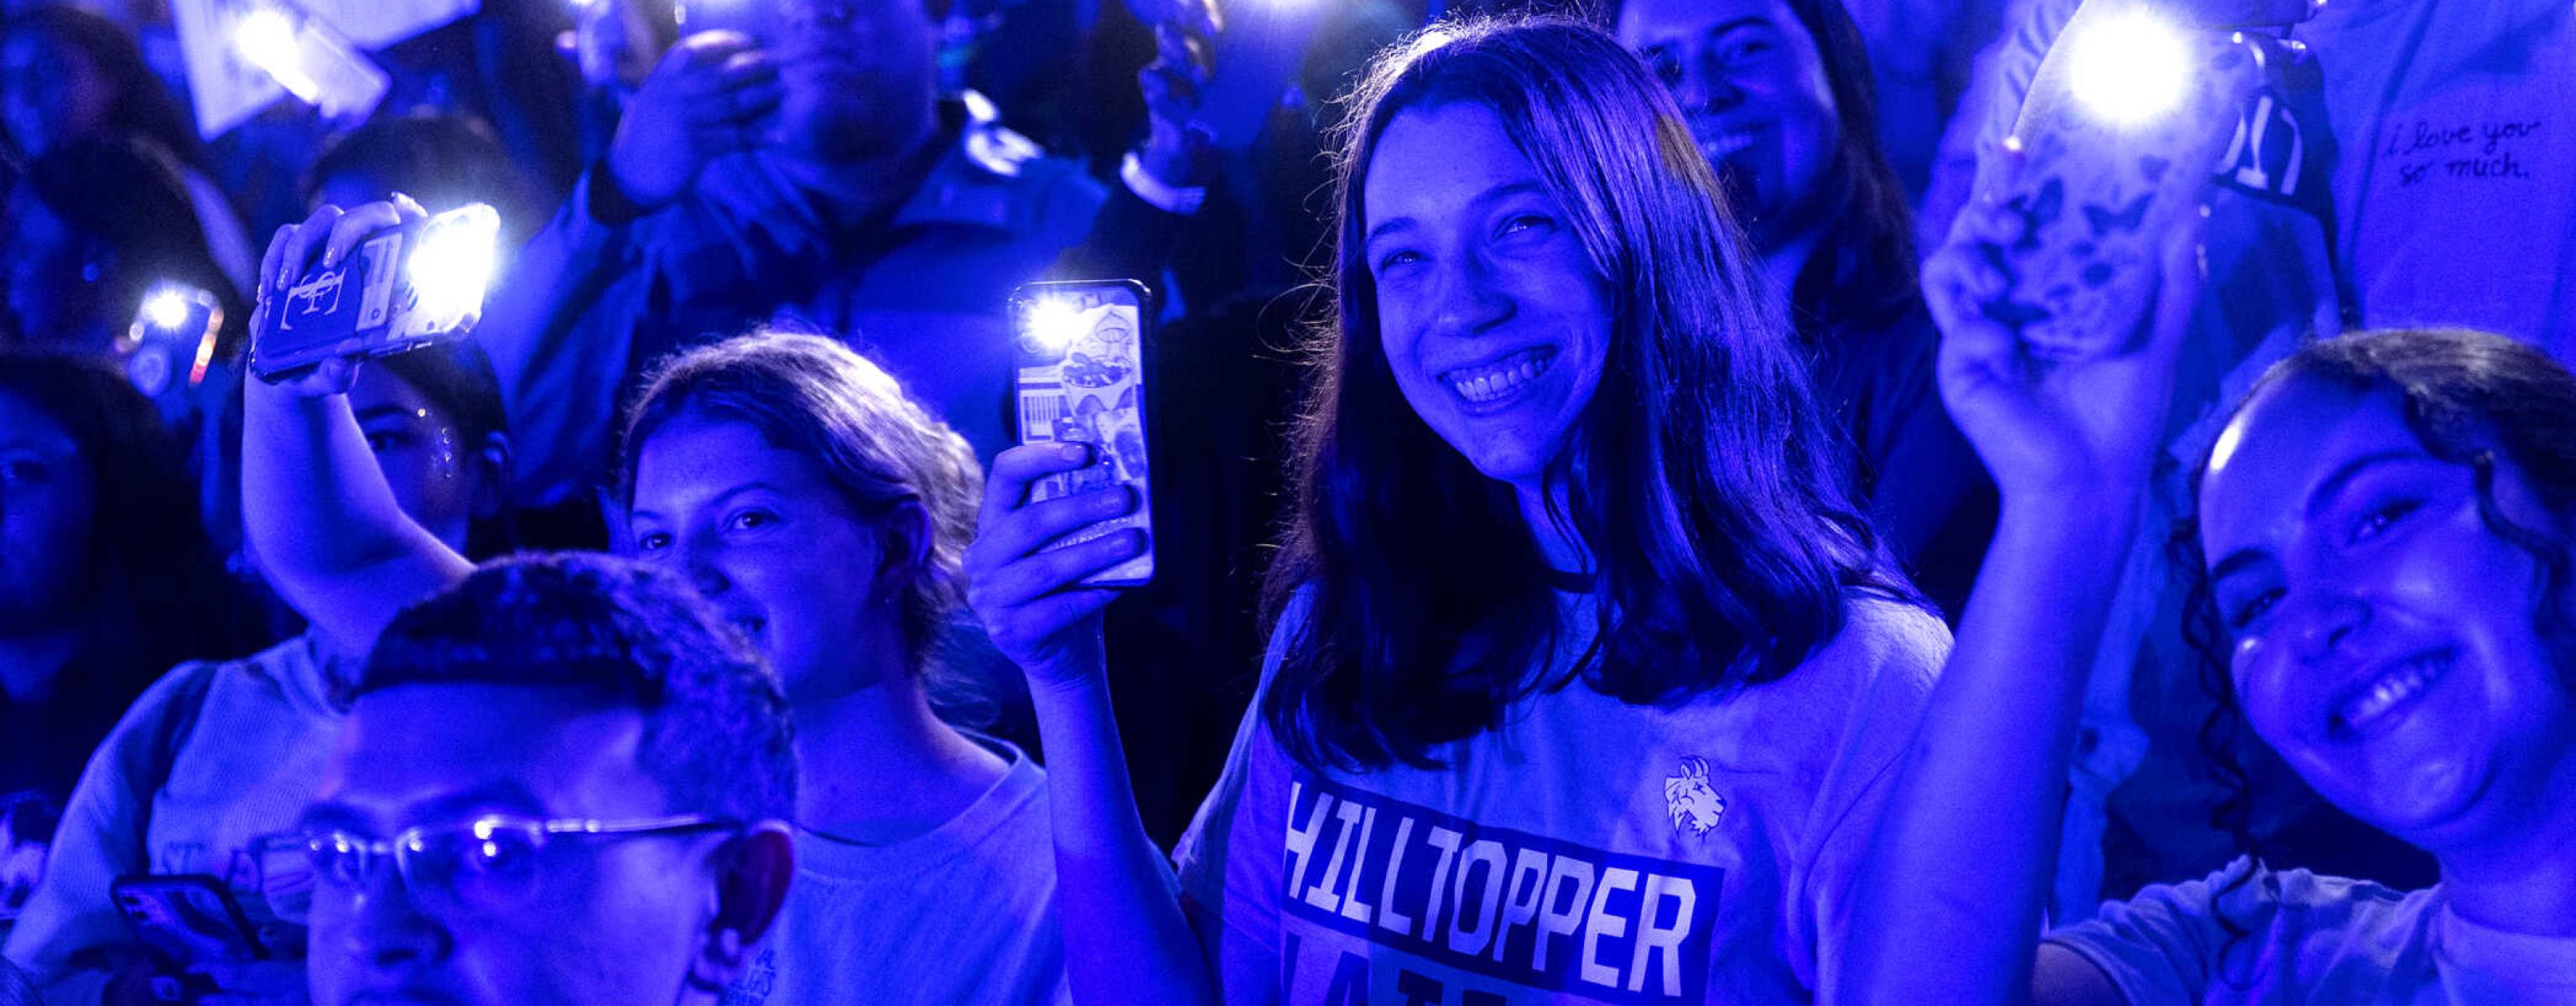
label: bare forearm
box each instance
[240,376,470,651]
[1841,490,2142,1006]
[1028,671,1217,1006]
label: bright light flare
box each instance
[2065,9,2190,127]
[1024,298,1088,355]
[406,205,501,332]
[235,8,319,101]
[142,288,193,331]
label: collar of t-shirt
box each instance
[789,738,1046,880]
[2434,900,2576,998]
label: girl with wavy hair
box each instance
[1849,132,2576,996]
[971,15,1947,1003]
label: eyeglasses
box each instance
[252,814,737,923]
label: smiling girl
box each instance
[1848,159,2576,999]
[968,16,1949,1005]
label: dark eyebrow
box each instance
[1706,15,1773,38]
[1364,180,1555,252]
[297,781,551,836]
[353,404,426,424]
[2208,548,2266,589]
[408,781,552,827]
[627,481,787,526]
[2305,450,2429,521]
[296,801,370,832]
[2208,451,2430,589]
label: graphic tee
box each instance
[1174,594,1948,1004]
[2048,859,2576,1004]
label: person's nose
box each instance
[680,531,731,599]
[1425,247,1514,341]
[2288,593,2371,667]
[338,854,453,974]
[1676,50,1745,114]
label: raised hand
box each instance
[1134,0,1222,191]
[252,195,429,394]
[963,444,1145,687]
[1926,147,2205,501]
[605,32,781,212]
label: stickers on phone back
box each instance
[1016,302,1152,585]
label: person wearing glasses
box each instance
[4,340,513,1004]
[257,553,797,1006]
[242,200,1073,1003]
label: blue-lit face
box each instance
[347,369,480,554]
[0,389,94,634]
[0,30,112,158]
[2202,376,2576,850]
[771,0,938,164]
[305,685,719,1006]
[628,412,890,702]
[1618,0,1837,246]
[1362,102,1613,495]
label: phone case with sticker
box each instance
[1955,5,2273,358]
[1011,280,1154,589]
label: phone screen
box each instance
[112,875,267,968]
[1012,281,1155,588]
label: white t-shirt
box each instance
[2048,859,2576,1004]
[1174,594,1948,1004]
[720,742,1068,1006]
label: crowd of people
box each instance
[0,0,2570,1002]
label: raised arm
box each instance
[965,444,1218,1006]
[241,200,474,655]
[1837,145,2205,1006]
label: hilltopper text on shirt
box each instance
[1276,770,1726,1005]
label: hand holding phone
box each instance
[111,874,269,970]
[251,201,500,382]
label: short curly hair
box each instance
[355,553,798,823]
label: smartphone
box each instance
[121,283,225,422]
[251,204,501,381]
[1011,280,1155,589]
[1965,8,2266,358]
[1188,0,1335,152]
[112,874,269,969]
[229,3,392,124]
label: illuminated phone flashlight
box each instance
[234,6,321,102]
[403,205,503,339]
[123,283,225,395]
[2063,8,2192,127]
[1021,297,1090,355]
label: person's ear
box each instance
[470,432,511,521]
[870,500,934,602]
[686,822,796,993]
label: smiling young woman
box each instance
[1852,195,2576,1000]
[968,16,1950,1005]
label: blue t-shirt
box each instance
[1174,594,1948,1004]
[2048,859,2576,1004]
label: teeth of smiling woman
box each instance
[1701,128,1763,158]
[1447,349,1554,404]
[2339,651,2453,734]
